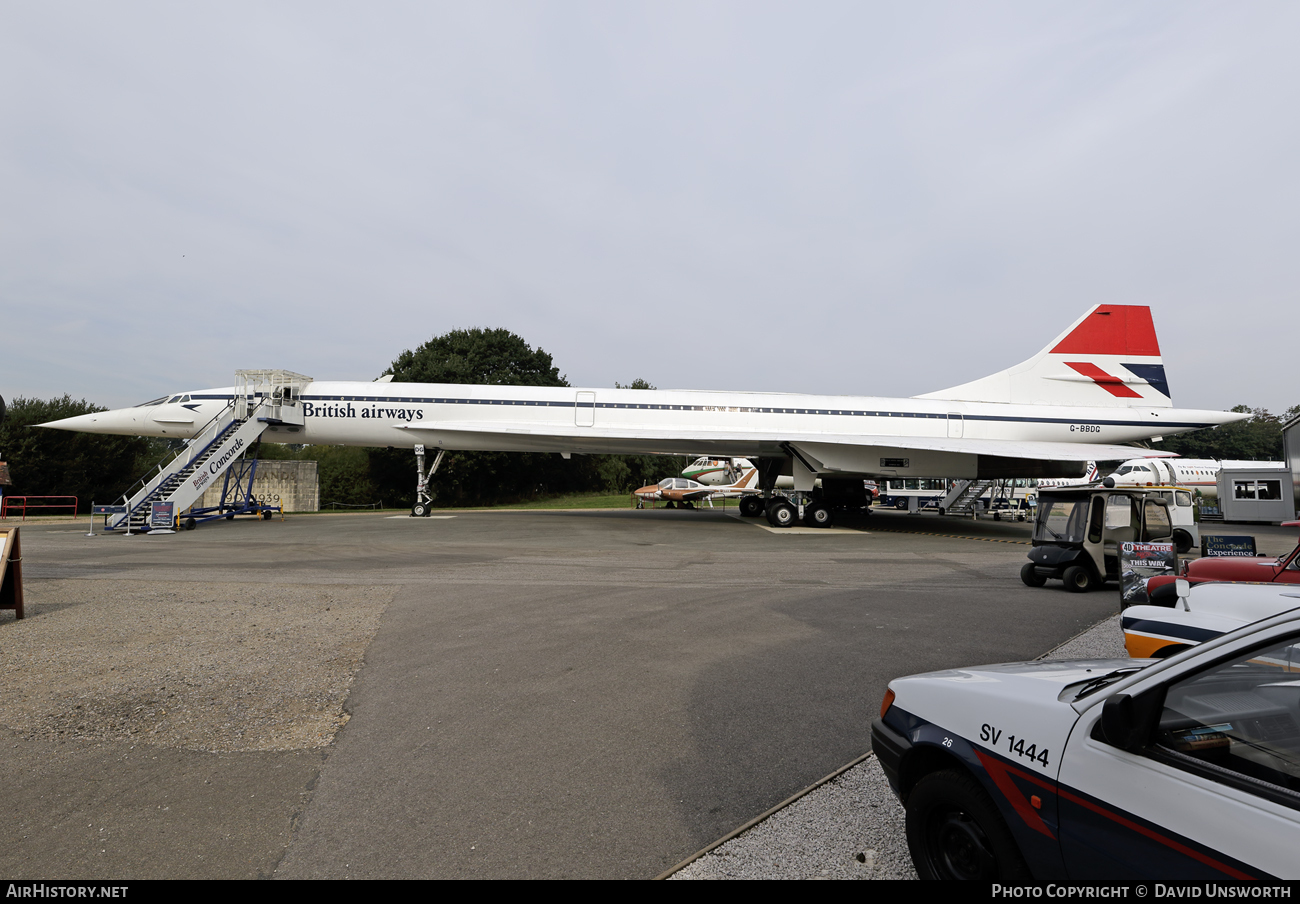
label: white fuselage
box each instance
[1104,457,1287,498]
[57,381,1236,480]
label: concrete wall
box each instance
[198,459,319,512]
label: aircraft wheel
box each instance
[683,501,695,510]
[803,502,833,527]
[906,769,1031,881]
[1019,563,1046,587]
[1062,565,1094,593]
[766,500,797,528]
[1173,530,1193,555]
[412,502,429,517]
[664,501,675,509]
[739,496,764,518]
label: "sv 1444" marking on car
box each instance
[981,723,1050,767]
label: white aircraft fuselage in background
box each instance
[1103,458,1287,497]
[41,305,1244,485]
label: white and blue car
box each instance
[872,609,1300,880]
[1123,581,1300,659]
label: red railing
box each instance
[1,496,79,520]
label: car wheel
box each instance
[1062,564,1094,593]
[1020,563,1046,587]
[1173,529,1192,555]
[906,769,1031,881]
[804,502,832,527]
[766,500,796,528]
[412,502,428,517]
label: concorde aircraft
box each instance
[42,305,1242,527]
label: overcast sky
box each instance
[2,2,1296,415]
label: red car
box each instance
[1148,521,1300,602]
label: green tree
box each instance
[302,446,377,508]
[369,328,591,507]
[1150,405,1293,461]
[0,396,152,512]
[384,328,567,386]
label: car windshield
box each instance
[1034,496,1088,544]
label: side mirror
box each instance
[1095,687,1164,752]
[1099,694,1140,751]
[1176,578,1191,611]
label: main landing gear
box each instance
[736,455,835,528]
[740,494,834,528]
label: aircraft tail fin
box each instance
[915,305,1173,408]
[731,468,759,490]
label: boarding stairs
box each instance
[109,404,270,530]
[107,370,311,531]
[939,479,997,516]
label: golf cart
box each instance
[1021,486,1178,592]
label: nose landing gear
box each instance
[412,445,444,517]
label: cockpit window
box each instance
[133,397,169,408]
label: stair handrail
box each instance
[114,401,254,525]
[117,401,239,504]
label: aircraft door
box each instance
[946,413,963,438]
[575,392,596,427]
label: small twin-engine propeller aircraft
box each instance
[41,305,1241,527]
[632,467,760,509]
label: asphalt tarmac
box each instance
[5,507,1282,880]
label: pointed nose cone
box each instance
[38,408,149,435]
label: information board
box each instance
[149,501,176,532]
[1201,535,1258,557]
[1119,541,1177,607]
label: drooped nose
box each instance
[38,408,149,435]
